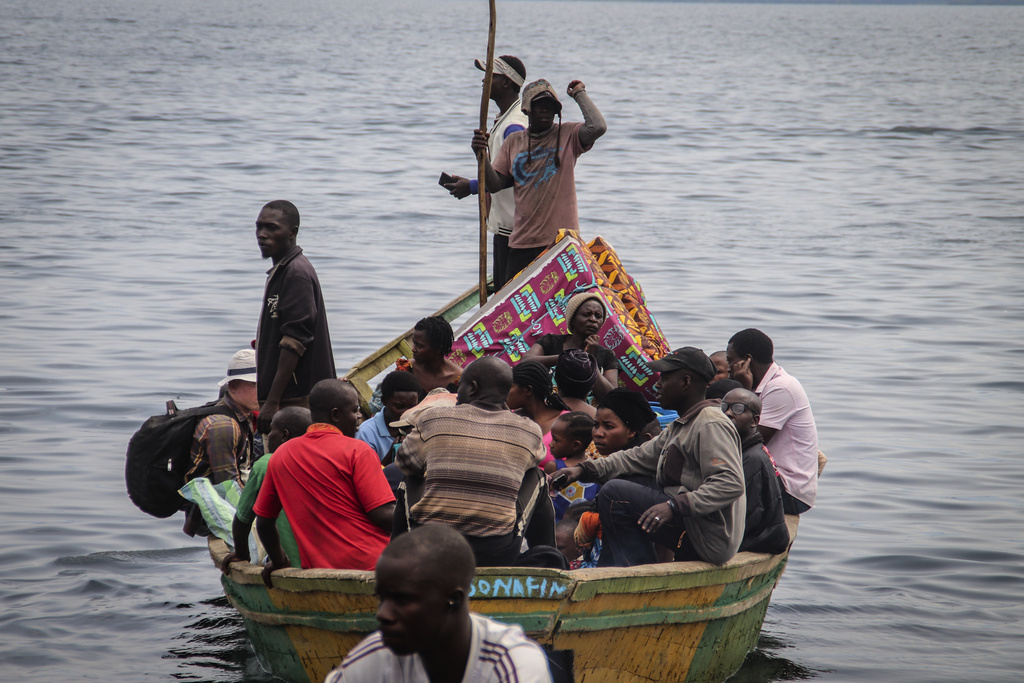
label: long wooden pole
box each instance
[476,0,497,306]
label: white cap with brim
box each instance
[475,56,525,87]
[219,348,258,387]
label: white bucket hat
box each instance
[218,348,257,386]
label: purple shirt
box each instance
[755,363,819,507]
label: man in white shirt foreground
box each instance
[324,524,553,683]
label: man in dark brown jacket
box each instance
[254,200,336,435]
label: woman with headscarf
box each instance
[507,360,570,468]
[554,349,598,416]
[525,291,618,399]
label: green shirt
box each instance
[237,453,302,567]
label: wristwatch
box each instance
[665,497,680,515]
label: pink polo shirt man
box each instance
[755,363,818,508]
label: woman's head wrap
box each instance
[564,292,605,333]
[597,388,657,435]
[554,349,598,399]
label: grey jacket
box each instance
[582,400,746,564]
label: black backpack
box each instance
[125,399,239,518]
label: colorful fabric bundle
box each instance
[447,233,670,399]
[585,235,670,359]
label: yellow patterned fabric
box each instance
[554,230,670,360]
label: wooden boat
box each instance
[209,516,796,683]
[212,265,801,681]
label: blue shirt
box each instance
[552,459,600,521]
[355,410,396,463]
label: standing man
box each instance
[552,347,745,567]
[324,525,553,683]
[254,379,395,580]
[726,328,819,515]
[254,199,336,435]
[471,77,607,281]
[444,55,529,291]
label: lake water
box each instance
[1,0,1022,681]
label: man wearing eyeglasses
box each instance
[721,388,790,555]
[726,328,819,515]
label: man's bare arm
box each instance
[256,514,290,588]
[219,516,254,574]
[367,502,396,535]
[757,425,778,444]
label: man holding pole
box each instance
[470,78,607,284]
[444,55,528,292]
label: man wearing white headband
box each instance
[469,76,607,283]
[443,55,528,291]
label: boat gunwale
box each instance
[208,516,797,595]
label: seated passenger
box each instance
[555,518,584,568]
[709,350,730,384]
[726,328,819,514]
[572,504,602,568]
[721,388,790,555]
[399,316,463,394]
[552,348,745,567]
[543,412,599,521]
[554,348,598,416]
[592,388,657,457]
[186,348,258,487]
[254,379,395,580]
[507,360,569,467]
[356,370,421,464]
[220,406,311,573]
[525,291,619,399]
[395,357,546,566]
[706,377,742,401]
[324,525,553,683]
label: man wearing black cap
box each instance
[552,347,745,566]
[444,56,528,292]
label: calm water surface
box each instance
[1,1,1022,681]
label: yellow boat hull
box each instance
[210,516,796,682]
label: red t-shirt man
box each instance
[253,423,394,570]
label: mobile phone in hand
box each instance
[438,172,455,187]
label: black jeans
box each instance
[781,488,811,515]
[504,246,546,285]
[493,233,510,292]
[464,531,522,567]
[596,479,700,567]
